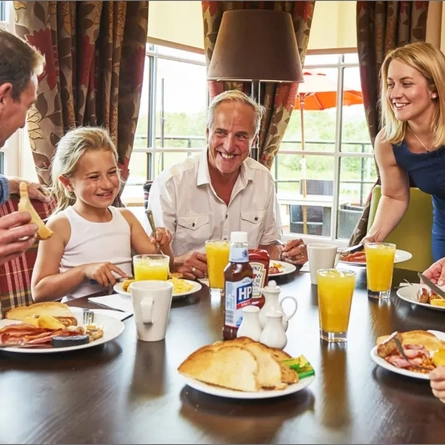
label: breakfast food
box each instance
[122,275,193,295]
[416,287,445,306]
[121,279,136,293]
[0,302,104,348]
[269,262,284,275]
[376,330,445,373]
[6,302,77,327]
[178,337,299,392]
[339,251,366,263]
[18,181,53,240]
[168,277,193,294]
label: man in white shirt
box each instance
[149,90,307,279]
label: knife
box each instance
[417,272,445,299]
[338,244,364,255]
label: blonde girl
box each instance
[32,127,173,302]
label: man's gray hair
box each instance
[206,90,265,135]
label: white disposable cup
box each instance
[307,243,338,285]
[129,280,174,342]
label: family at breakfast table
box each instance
[2,28,445,406]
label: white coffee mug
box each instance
[307,243,338,285]
[129,280,174,342]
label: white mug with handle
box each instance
[129,280,174,342]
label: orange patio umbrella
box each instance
[295,70,363,233]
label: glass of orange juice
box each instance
[205,239,230,290]
[365,242,396,299]
[133,254,169,281]
[317,268,356,343]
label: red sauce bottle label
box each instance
[248,249,270,308]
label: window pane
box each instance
[154,45,205,63]
[304,54,341,66]
[344,53,359,64]
[121,152,148,205]
[154,58,207,148]
[341,67,372,153]
[134,51,151,150]
[336,156,376,239]
[0,2,5,21]
[153,151,197,177]
[284,68,339,152]
[275,155,335,235]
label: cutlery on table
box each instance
[417,272,445,299]
[145,209,161,253]
[392,333,432,372]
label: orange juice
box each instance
[133,254,169,280]
[365,243,396,292]
[205,240,230,289]
[317,269,356,340]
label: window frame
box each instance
[130,45,373,244]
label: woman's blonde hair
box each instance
[51,127,120,213]
[380,42,445,146]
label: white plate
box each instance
[113,279,202,299]
[0,307,124,354]
[269,260,297,277]
[397,284,445,312]
[370,330,445,380]
[338,249,412,267]
[182,375,315,399]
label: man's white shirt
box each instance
[148,148,283,257]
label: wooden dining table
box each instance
[1,266,444,444]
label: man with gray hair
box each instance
[0,29,48,264]
[149,90,307,279]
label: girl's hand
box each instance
[83,262,128,288]
[151,227,172,248]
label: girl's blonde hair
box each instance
[51,127,120,213]
[380,42,445,146]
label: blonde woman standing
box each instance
[364,42,445,261]
[31,127,173,302]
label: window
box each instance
[275,54,374,241]
[122,44,207,205]
[126,45,373,242]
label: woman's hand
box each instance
[83,262,128,287]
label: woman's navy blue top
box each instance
[393,141,445,260]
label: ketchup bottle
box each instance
[223,232,253,340]
[248,249,270,309]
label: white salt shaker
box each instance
[259,311,287,349]
[237,305,262,341]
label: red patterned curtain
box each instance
[202,1,315,170]
[13,1,148,196]
[349,1,429,245]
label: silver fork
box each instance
[82,309,95,325]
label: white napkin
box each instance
[88,293,134,314]
[90,308,132,321]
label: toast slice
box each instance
[18,182,53,240]
[217,338,286,390]
[218,337,298,386]
[6,302,78,327]
[178,344,260,392]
